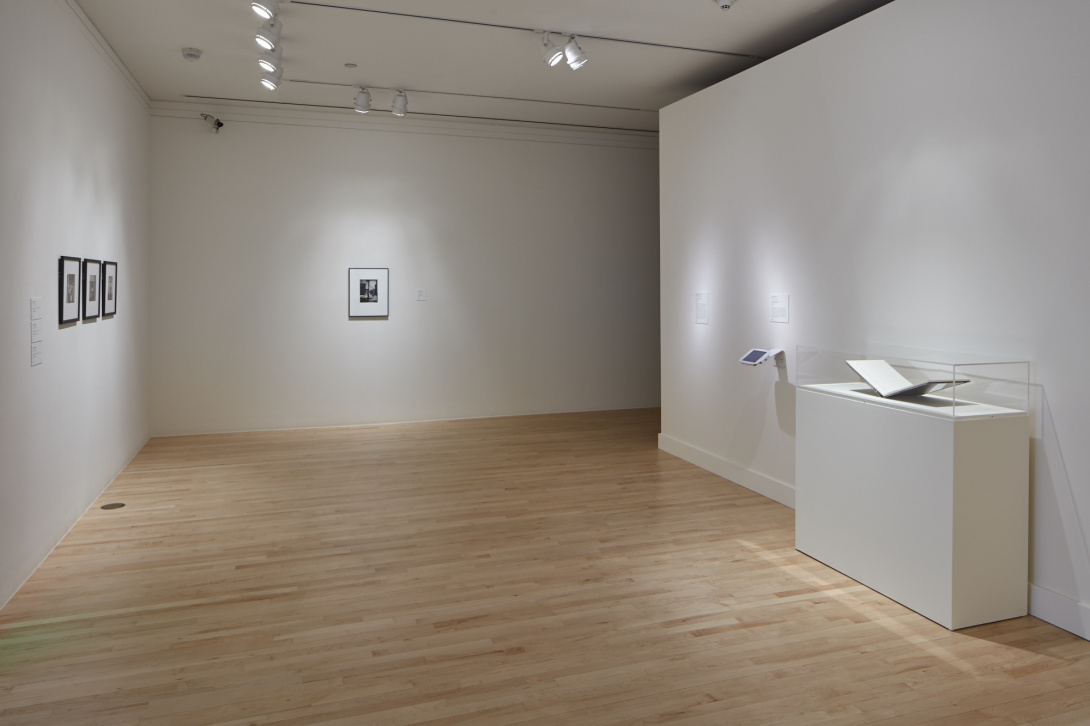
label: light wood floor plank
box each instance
[1,409,1089,725]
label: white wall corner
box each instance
[658,433,796,509]
[1030,585,1090,641]
[59,0,150,110]
[0,440,148,612]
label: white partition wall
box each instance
[0,0,152,609]
[660,0,1090,638]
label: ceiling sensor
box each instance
[182,47,202,62]
[712,0,736,8]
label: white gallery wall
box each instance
[150,111,660,434]
[661,0,1090,638]
[0,1,151,607]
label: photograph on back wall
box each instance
[348,268,389,317]
[360,278,378,303]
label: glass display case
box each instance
[795,345,1031,628]
[796,345,1029,418]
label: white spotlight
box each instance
[391,90,408,117]
[258,46,282,73]
[260,66,283,90]
[564,36,588,70]
[540,32,564,67]
[252,0,280,19]
[354,87,371,114]
[255,17,282,51]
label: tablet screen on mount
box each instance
[742,349,768,364]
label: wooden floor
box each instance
[2,409,1090,726]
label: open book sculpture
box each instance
[846,359,969,398]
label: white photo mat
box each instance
[59,256,81,323]
[102,261,117,316]
[348,268,389,317]
[82,259,101,320]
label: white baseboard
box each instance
[658,433,795,508]
[0,436,149,614]
[1030,585,1090,640]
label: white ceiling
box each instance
[74,0,892,133]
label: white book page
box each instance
[846,359,914,397]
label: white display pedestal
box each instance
[796,383,1029,630]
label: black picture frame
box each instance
[82,258,101,321]
[348,268,390,317]
[102,261,117,316]
[59,256,81,324]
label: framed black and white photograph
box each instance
[82,258,101,321]
[102,261,117,316]
[59,256,81,324]
[348,267,389,317]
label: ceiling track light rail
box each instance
[289,78,658,114]
[287,1,766,61]
[239,2,716,120]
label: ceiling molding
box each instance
[149,100,660,150]
[288,79,659,114]
[58,0,150,110]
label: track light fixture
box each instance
[255,17,282,51]
[260,66,283,90]
[252,0,281,19]
[391,90,408,117]
[258,46,282,73]
[540,32,564,67]
[353,87,371,114]
[564,36,588,70]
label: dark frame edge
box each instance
[59,256,81,325]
